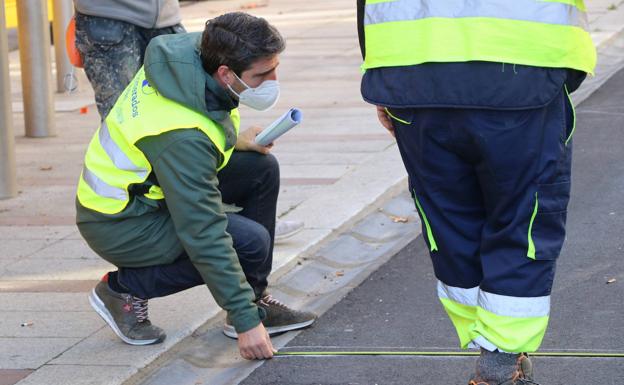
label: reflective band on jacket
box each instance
[364,0,588,29]
[82,167,127,201]
[362,0,596,74]
[77,67,239,215]
[98,121,148,177]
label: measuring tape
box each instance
[275,351,624,358]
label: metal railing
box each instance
[16,0,56,138]
[1,1,74,198]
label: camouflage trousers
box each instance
[74,12,185,119]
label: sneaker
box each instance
[223,293,316,338]
[89,279,166,345]
[274,220,304,242]
[469,353,538,385]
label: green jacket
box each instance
[76,33,262,333]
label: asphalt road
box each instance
[239,69,624,385]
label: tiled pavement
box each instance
[1,1,623,384]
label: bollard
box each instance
[52,0,74,93]
[0,1,17,199]
[16,0,56,137]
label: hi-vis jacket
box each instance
[359,0,596,74]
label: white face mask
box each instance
[227,72,280,111]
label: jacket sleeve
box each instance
[139,129,262,334]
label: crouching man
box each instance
[76,12,316,359]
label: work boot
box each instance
[89,277,166,345]
[223,293,316,338]
[469,349,539,385]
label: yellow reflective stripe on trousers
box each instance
[438,281,551,352]
[365,0,588,28]
[412,190,438,252]
[527,192,539,259]
[472,307,550,353]
[564,84,577,146]
[363,17,596,74]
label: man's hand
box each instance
[235,126,274,154]
[376,105,395,137]
[237,323,275,360]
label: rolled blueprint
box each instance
[255,108,302,146]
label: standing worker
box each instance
[357,1,595,384]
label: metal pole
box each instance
[16,0,56,137]
[0,1,17,199]
[52,0,73,93]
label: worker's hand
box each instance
[235,126,274,154]
[376,105,395,137]
[237,323,276,360]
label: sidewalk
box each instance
[1,1,624,385]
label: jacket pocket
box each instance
[77,14,127,49]
[527,181,571,260]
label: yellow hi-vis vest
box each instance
[362,0,596,74]
[77,67,239,215]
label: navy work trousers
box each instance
[114,151,279,299]
[390,87,574,300]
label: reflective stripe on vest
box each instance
[77,67,239,215]
[364,0,587,29]
[362,0,596,74]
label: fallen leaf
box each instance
[390,215,408,223]
[240,2,267,9]
[40,166,53,171]
[606,278,617,284]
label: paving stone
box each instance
[14,365,135,385]
[0,226,76,240]
[0,280,96,293]
[0,338,81,369]
[0,369,34,385]
[2,259,114,281]
[272,229,330,273]
[0,311,102,338]
[0,293,91,311]
[0,240,56,259]
[349,211,418,243]
[315,234,397,267]
[382,192,418,217]
[27,239,99,260]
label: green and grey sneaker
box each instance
[469,353,538,385]
[89,279,166,346]
[223,293,316,338]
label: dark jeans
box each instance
[74,12,185,119]
[115,151,280,299]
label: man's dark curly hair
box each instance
[200,12,285,76]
